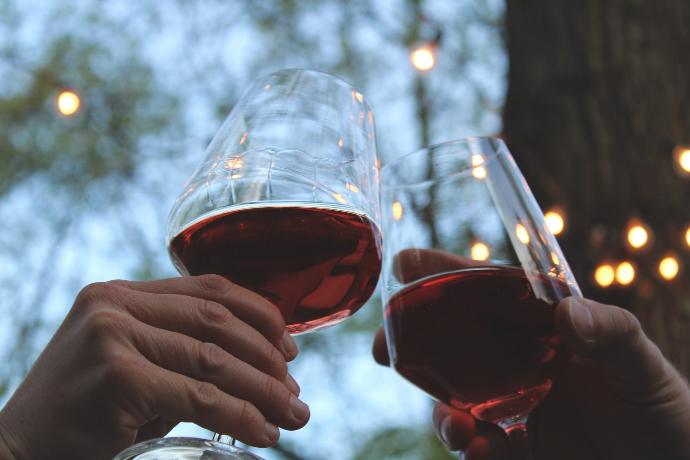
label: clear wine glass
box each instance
[380,137,581,459]
[114,69,381,460]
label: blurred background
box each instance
[1,0,690,458]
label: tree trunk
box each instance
[503,0,690,374]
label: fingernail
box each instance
[284,373,301,396]
[264,422,279,443]
[567,297,595,341]
[282,331,298,359]
[289,394,310,422]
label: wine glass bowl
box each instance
[167,69,382,335]
[380,137,580,453]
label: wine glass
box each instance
[380,137,581,459]
[114,69,381,459]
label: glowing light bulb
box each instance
[677,148,690,173]
[392,201,403,221]
[684,227,690,247]
[594,263,615,288]
[658,256,680,281]
[56,90,80,116]
[544,209,565,236]
[470,242,490,261]
[410,45,436,71]
[626,223,650,249]
[615,261,636,286]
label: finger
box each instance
[111,276,298,361]
[463,429,510,460]
[135,418,177,443]
[132,322,309,430]
[393,249,486,283]
[119,357,280,447]
[372,327,389,365]
[432,403,476,451]
[556,297,676,401]
[109,285,290,382]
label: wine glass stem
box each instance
[212,432,236,446]
[500,416,533,460]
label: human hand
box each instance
[0,274,310,460]
[372,249,690,460]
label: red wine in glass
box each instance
[384,266,570,424]
[170,203,382,334]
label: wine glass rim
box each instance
[260,67,365,94]
[380,136,507,175]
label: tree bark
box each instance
[503,0,690,374]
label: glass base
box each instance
[113,437,265,460]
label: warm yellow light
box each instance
[410,45,436,71]
[515,224,530,245]
[544,210,565,236]
[615,261,636,286]
[346,183,359,193]
[684,226,690,248]
[333,193,348,204]
[56,90,80,116]
[470,154,486,179]
[626,224,649,249]
[678,148,690,173]
[392,201,403,221]
[594,264,615,288]
[658,256,680,281]
[354,91,364,103]
[470,242,490,261]
[338,137,345,149]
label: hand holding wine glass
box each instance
[0,275,305,460]
[372,251,690,459]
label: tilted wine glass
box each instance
[380,137,581,459]
[114,69,382,460]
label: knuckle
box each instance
[83,308,130,338]
[235,400,259,428]
[265,344,288,379]
[197,342,228,375]
[260,375,282,402]
[196,274,233,295]
[191,381,221,411]
[75,282,120,312]
[198,299,233,326]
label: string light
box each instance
[544,208,566,236]
[684,226,690,248]
[56,89,80,116]
[658,255,680,281]
[625,220,651,250]
[615,261,636,286]
[593,263,615,288]
[410,43,436,71]
[674,145,690,174]
[470,242,490,261]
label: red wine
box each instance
[384,266,571,424]
[169,204,382,334]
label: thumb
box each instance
[555,296,674,401]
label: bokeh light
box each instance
[615,261,636,286]
[56,89,80,116]
[594,263,615,288]
[658,256,680,281]
[410,44,435,71]
[544,209,565,236]
[470,241,490,261]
